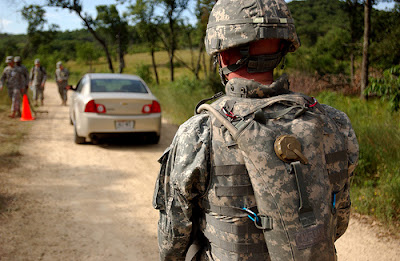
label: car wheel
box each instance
[148,133,160,144]
[74,125,86,144]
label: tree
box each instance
[361,0,398,99]
[76,42,101,72]
[96,5,129,73]
[46,0,115,73]
[360,0,372,100]
[128,0,160,84]
[156,0,190,81]
[344,0,363,87]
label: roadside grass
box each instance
[317,92,400,228]
[0,89,33,214]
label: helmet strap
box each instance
[219,44,288,80]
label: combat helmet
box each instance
[14,56,21,62]
[56,61,62,68]
[205,0,300,81]
[5,56,13,63]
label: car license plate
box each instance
[115,120,135,130]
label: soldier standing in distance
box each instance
[153,1,359,260]
[14,56,29,94]
[30,59,47,106]
[55,61,69,106]
[0,56,25,118]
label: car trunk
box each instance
[90,93,153,115]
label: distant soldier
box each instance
[0,56,25,118]
[30,58,47,106]
[14,56,29,94]
[55,61,69,106]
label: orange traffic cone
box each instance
[20,94,35,121]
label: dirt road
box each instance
[0,83,399,260]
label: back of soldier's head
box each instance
[14,56,21,65]
[205,0,301,84]
[35,58,40,66]
[5,56,13,64]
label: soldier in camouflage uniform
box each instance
[14,56,29,94]
[30,59,47,106]
[153,1,359,260]
[0,56,25,118]
[55,61,69,106]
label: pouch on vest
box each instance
[198,95,341,261]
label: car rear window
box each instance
[90,79,148,93]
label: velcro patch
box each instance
[294,225,326,250]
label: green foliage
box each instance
[135,63,153,84]
[76,42,102,71]
[366,65,400,111]
[317,92,400,225]
[150,76,215,124]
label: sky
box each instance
[0,0,396,35]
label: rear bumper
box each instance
[76,112,161,139]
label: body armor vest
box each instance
[199,93,350,261]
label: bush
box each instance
[366,65,400,112]
[150,76,215,125]
[135,63,153,84]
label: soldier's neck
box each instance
[226,70,274,85]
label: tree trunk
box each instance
[77,12,114,73]
[169,18,175,82]
[350,51,354,88]
[151,48,159,85]
[117,32,125,74]
[361,0,371,100]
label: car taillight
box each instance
[84,100,106,113]
[142,100,161,114]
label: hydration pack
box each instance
[198,93,350,261]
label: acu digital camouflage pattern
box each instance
[55,67,69,103]
[205,0,301,55]
[0,65,26,112]
[30,66,47,102]
[153,77,358,261]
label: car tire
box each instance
[74,125,86,144]
[148,133,160,144]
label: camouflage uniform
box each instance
[55,62,69,104]
[153,75,359,261]
[154,1,359,260]
[14,56,29,93]
[1,63,25,114]
[30,63,47,103]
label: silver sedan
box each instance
[69,73,161,144]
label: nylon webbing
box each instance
[328,169,349,186]
[215,185,254,197]
[202,200,256,217]
[211,243,269,261]
[291,161,316,227]
[213,165,248,176]
[325,151,348,164]
[203,230,268,254]
[205,213,261,235]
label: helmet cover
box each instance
[5,56,13,63]
[205,0,300,55]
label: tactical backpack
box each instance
[197,93,350,261]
